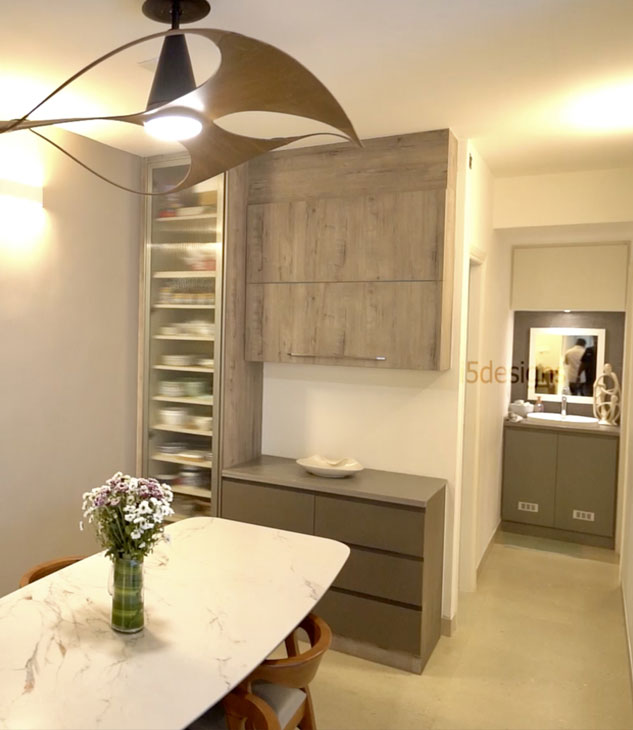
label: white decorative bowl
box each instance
[296,455,364,478]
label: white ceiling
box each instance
[2,0,633,176]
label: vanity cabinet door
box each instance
[502,429,557,527]
[554,434,617,537]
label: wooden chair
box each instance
[241,613,332,730]
[188,691,280,730]
[19,556,86,588]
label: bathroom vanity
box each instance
[502,418,619,547]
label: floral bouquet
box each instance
[81,472,174,633]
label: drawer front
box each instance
[502,428,557,527]
[554,434,617,537]
[316,589,422,655]
[221,479,314,534]
[314,494,425,557]
[333,547,423,607]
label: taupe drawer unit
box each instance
[220,455,446,674]
[502,424,619,547]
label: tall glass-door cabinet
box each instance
[138,156,224,521]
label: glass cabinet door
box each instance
[140,158,223,521]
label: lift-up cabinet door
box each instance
[554,434,617,536]
[245,281,442,369]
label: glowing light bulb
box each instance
[144,115,202,142]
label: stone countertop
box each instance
[0,517,349,730]
[504,417,620,438]
[222,455,446,508]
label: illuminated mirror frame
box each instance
[527,326,606,405]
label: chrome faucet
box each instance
[561,387,570,418]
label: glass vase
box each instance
[110,557,144,633]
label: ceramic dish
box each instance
[159,407,188,427]
[191,415,213,431]
[296,455,364,478]
[162,354,194,367]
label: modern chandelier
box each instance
[0,0,359,194]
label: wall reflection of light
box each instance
[0,195,46,261]
[0,133,46,263]
[566,82,633,131]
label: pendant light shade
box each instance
[146,34,196,109]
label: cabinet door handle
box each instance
[288,352,387,362]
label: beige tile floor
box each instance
[311,533,633,730]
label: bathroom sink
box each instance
[527,413,599,425]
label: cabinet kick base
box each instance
[501,521,614,549]
[329,634,424,674]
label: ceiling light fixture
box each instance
[143,0,202,142]
[0,0,359,194]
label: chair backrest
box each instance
[246,613,332,690]
[19,556,86,588]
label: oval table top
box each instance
[0,517,349,730]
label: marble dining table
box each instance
[0,516,349,730]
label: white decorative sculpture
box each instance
[593,363,621,426]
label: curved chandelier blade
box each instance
[0,28,360,194]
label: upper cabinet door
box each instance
[245,281,442,370]
[246,189,447,283]
[244,130,457,371]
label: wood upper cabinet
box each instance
[244,130,457,370]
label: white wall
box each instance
[619,256,633,679]
[495,167,633,229]
[262,140,471,621]
[0,129,141,595]
[460,146,512,591]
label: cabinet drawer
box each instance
[221,480,314,534]
[502,428,557,527]
[316,589,421,655]
[314,494,425,557]
[555,434,617,537]
[245,281,441,370]
[333,547,423,607]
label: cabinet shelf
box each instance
[153,424,213,437]
[153,304,215,310]
[153,365,214,373]
[153,270,216,279]
[172,485,211,499]
[155,214,217,222]
[153,335,214,342]
[153,395,213,406]
[151,453,212,468]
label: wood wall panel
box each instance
[219,165,263,472]
[248,130,453,203]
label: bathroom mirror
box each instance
[527,327,606,404]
